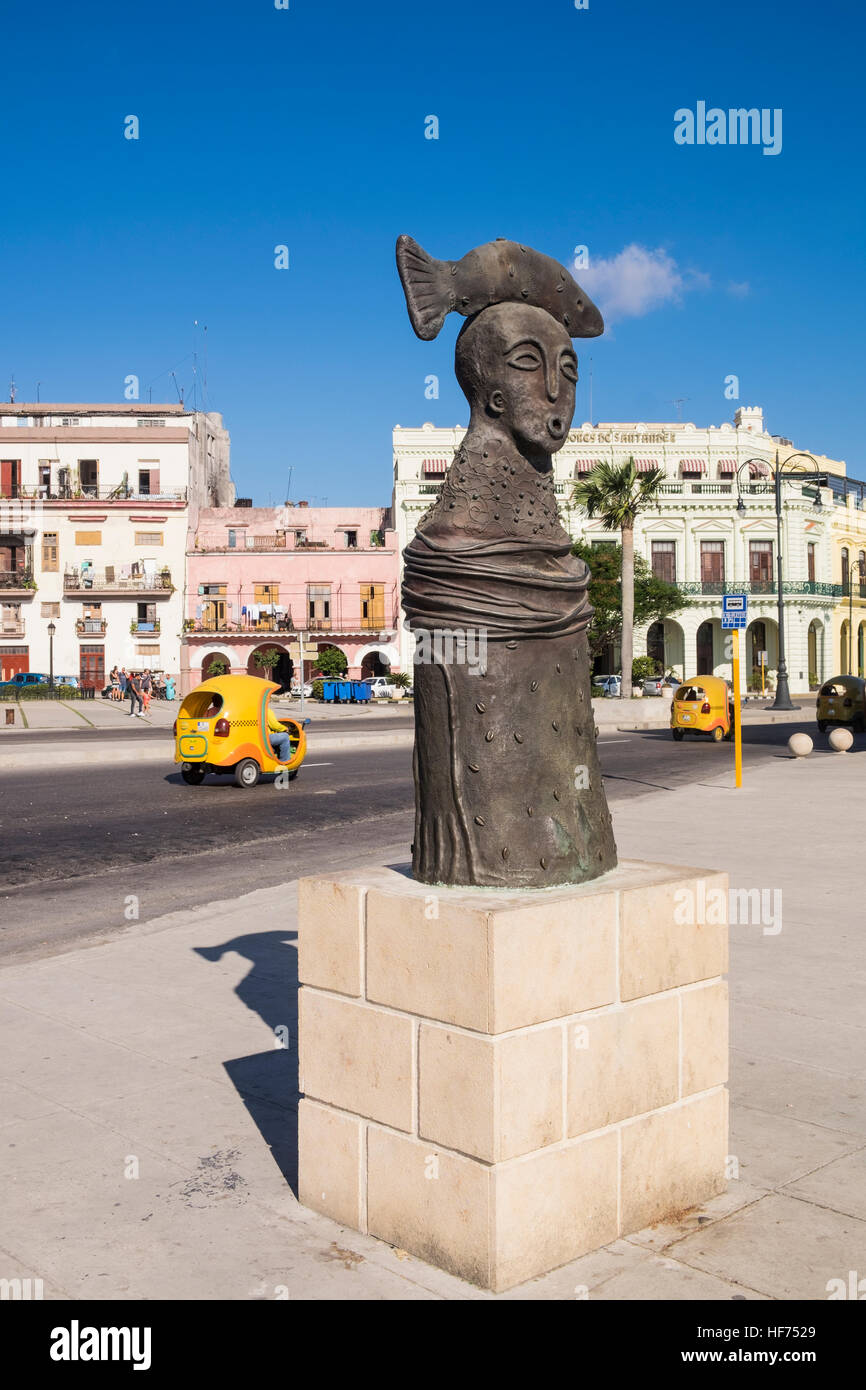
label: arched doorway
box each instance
[808,620,823,688]
[646,622,665,669]
[247,643,290,683]
[840,621,850,674]
[361,649,391,679]
[201,650,232,682]
[696,621,714,674]
[746,618,778,691]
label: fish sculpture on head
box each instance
[396,234,604,342]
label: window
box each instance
[137,465,160,495]
[134,532,163,545]
[254,583,279,602]
[38,463,51,495]
[308,584,331,629]
[16,417,31,427]
[700,541,725,585]
[749,540,774,584]
[135,644,160,656]
[807,542,816,583]
[345,530,358,549]
[83,601,102,620]
[75,531,102,546]
[60,417,79,427]
[42,532,59,572]
[138,418,165,427]
[841,547,850,589]
[1,603,22,633]
[78,460,98,495]
[0,460,21,498]
[361,583,385,629]
[41,602,60,618]
[136,602,157,628]
[228,529,236,548]
[294,530,307,544]
[201,584,226,596]
[651,541,676,583]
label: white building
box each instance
[392,407,855,692]
[0,403,233,686]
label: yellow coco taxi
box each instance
[816,675,866,734]
[670,675,734,743]
[174,675,307,786]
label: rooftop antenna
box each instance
[668,397,690,423]
[171,371,184,406]
[285,465,294,505]
[9,374,15,403]
[36,382,41,403]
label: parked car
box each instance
[0,672,50,691]
[368,676,398,698]
[595,675,621,698]
[642,675,679,697]
[289,679,314,698]
[56,675,80,688]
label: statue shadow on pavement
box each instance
[194,930,300,1195]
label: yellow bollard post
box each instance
[733,627,743,788]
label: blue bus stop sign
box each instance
[721,594,748,629]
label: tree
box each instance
[252,648,281,676]
[572,458,666,695]
[570,539,687,675]
[313,645,348,679]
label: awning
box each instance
[422,458,449,475]
[574,458,599,474]
[680,458,706,473]
[717,458,737,474]
[634,458,662,472]
[749,460,771,477]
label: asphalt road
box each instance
[0,717,844,960]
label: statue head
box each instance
[455,302,578,456]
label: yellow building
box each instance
[831,495,866,677]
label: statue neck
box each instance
[465,414,553,475]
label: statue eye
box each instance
[507,349,542,371]
[560,354,578,382]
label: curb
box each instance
[0,728,417,774]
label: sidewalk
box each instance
[1,750,863,1299]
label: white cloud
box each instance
[578,244,708,322]
[727,280,751,298]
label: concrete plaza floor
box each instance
[0,748,863,1299]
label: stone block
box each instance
[299,990,414,1132]
[297,1098,364,1230]
[567,995,678,1136]
[620,872,728,999]
[297,877,364,997]
[681,981,729,1096]
[418,1022,562,1162]
[620,1089,728,1232]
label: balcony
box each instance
[675,580,842,598]
[64,569,173,595]
[131,620,161,635]
[184,609,400,639]
[75,618,108,636]
[0,618,25,636]
[37,485,187,503]
[0,569,36,595]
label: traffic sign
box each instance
[722,593,748,629]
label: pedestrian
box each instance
[128,670,144,717]
[119,666,128,697]
[141,669,153,712]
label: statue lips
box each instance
[396,234,604,342]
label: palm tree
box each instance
[572,457,665,696]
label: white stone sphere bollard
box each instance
[788,732,813,758]
[828,726,854,753]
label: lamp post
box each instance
[47,620,56,692]
[735,451,828,711]
[847,558,866,676]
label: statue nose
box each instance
[545,361,560,402]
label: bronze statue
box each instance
[397,235,618,888]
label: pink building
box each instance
[181,503,401,693]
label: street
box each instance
[0,715,839,960]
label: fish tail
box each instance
[396,235,451,340]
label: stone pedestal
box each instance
[297,861,728,1292]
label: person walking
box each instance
[141,669,153,712]
[128,670,144,717]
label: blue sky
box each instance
[3,0,864,503]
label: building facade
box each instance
[181,503,400,693]
[392,408,866,692]
[0,403,232,685]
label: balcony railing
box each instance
[63,569,173,592]
[34,485,187,502]
[75,618,108,636]
[186,610,400,638]
[675,580,843,598]
[0,620,25,636]
[131,620,161,634]
[0,569,35,591]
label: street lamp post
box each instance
[736,451,828,711]
[47,620,56,692]
[847,559,866,676]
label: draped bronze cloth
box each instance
[402,531,593,643]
